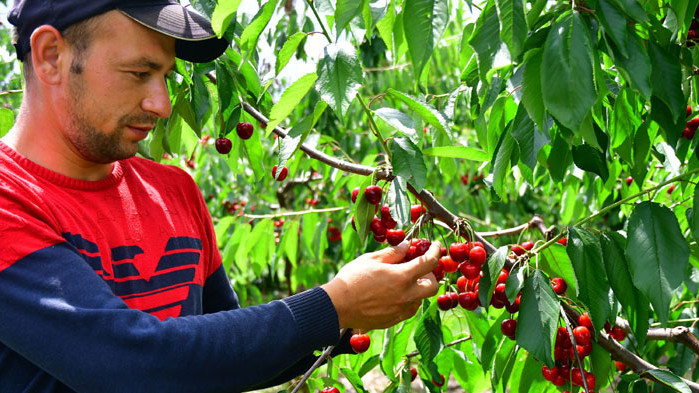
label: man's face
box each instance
[60,11,176,164]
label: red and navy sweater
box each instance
[0,141,347,393]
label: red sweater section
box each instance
[0,141,221,319]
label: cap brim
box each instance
[119,5,228,63]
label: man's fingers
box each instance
[402,241,441,279]
[410,273,440,300]
[368,240,410,264]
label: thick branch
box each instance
[614,317,699,356]
[562,304,699,393]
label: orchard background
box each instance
[1,0,699,392]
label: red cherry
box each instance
[414,239,431,256]
[687,117,699,130]
[505,294,520,314]
[625,176,633,186]
[364,185,382,204]
[456,276,468,293]
[321,387,340,393]
[682,127,696,140]
[439,255,459,273]
[511,244,526,256]
[437,294,453,311]
[521,241,534,250]
[449,242,470,263]
[432,264,444,281]
[577,343,592,357]
[573,326,591,345]
[552,375,566,386]
[571,367,584,386]
[386,229,406,246]
[585,371,596,389]
[610,326,626,342]
[578,312,593,331]
[373,232,387,243]
[460,262,480,280]
[432,374,445,387]
[351,187,359,203]
[667,184,675,194]
[468,246,487,266]
[542,365,558,381]
[459,291,479,311]
[614,361,627,372]
[370,217,387,237]
[496,269,509,284]
[557,237,568,246]
[449,292,459,308]
[410,367,418,381]
[556,326,570,346]
[493,283,508,304]
[551,277,567,295]
[380,204,398,229]
[236,122,254,139]
[501,318,517,338]
[604,321,612,333]
[272,165,288,181]
[350,333,371,353]
[410,205,426,222]
[688,105,693,118]
[215,137,232,154]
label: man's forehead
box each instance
[94,11,177,63]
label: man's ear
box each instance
[29,25,68,86]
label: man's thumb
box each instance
[372,240,410,264]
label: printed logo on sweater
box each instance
[63,233,203,320]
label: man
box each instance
[0,1,441,392]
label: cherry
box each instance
[493,283,508,304]
[449,292,459,308]
[414,239,431,255]
[688,105,693,118]
[370,217,387,237]
[386,229,406,246]
[432,264,444,281]
[687,117,699,130]
[215,137,232,154]
[505,294,520,314]
[496,269,509,284]
[557,237,568,246]
[459,291,479,311]
[625,176,633,186]
[573,326,591,345]
[541,365,558,381]
[511,244,526,256]
[469,246,487,266]
[577,343,592,357]
[456,276,468,293]
[614,361,627,372]
[552,375,566,386]
[410,367,418,381]
[272,165,288,181]
[578,312,593,331]
[321,387,340,393]
[571,367,584,386]
[439,255,459,273]
[667,184,675,194]
[521,241,534,250]
[585,371,596,389]
[501,318,517,339]
[460,262,480,280]
[551,277,567,295]
[380,204,398,229]
[449,242,470,263]
[236,122,254,139]
[327,226,342,242]
[410,205,426,222]
[432,374,445,387]
[373,232,386,243]
[351,187,359,203]
[364,185,382,204]
[682,127,696,140]
[610,326,626,342]
[437,294,453,311]
[350,333,371,353]
[556,326,570,346]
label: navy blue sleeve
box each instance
[0,242,341,393]
[202,264,240,313]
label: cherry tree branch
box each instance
[561,303,699,393]
[289,328,348,393]
[613,317,699,356]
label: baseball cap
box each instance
[8,0,229,63]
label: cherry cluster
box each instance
[683,105,699,140]
[459,172,484,186]
[222,199,248,216]
[326,218,342,243]
[273,217,285,245]
[686,8,699,47]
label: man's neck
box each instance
[3,104,115,182]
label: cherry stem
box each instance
[288,328,348,393]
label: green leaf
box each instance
[491,124,517,198]
[611,29,651,99]
[649,42,684,120]
[491,337,517,388]
[403,0,449,81]
[275,32,307,76]
[567,227,612,333]
[478,246,509,309]
[353,175,376,242]
[511,104,547,173]
[239,0,278,57]
[390,137,428,192]
[386,89,449,137]
[468,2,506,81]
[541,12,596,131]
[340,368,370,393]
[190,74,211,134]
[505,267,526,303]
[521,49,546,129]
[540,244,578,299]
[315,42,363,121]
[643,369,691,393]
[596,0,628,57]
[572,144,609,181]
[388,176,412,227]
[608,0,648,22]
[627,201,690,323]
[0,107,15,138]
[692,187,699,243]
[495,0,527,58]
[211,0,242,37]
[517,270,560,367]
[373,107,416,139]
[422,146,489,161]
[266,73,318,135]
[414,301,443,363]
[335,0,365,35]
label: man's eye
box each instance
[131,71,150,79]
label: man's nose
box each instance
[141,77,172,119]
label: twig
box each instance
[244,206,346,219]
[404,336,472,359]
[478,215,553,239]
[0,89,23,97]
[614,317,699,356]
[289,328,348,393]
[304,0,332,43]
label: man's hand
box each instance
[321,240,441,331]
